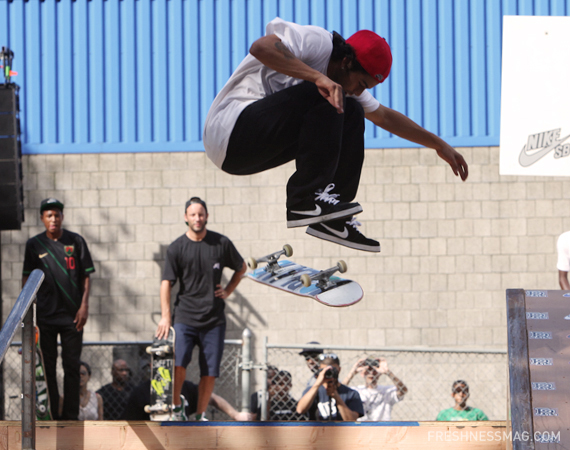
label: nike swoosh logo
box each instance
[519,134,570,167]
[39,253,48,259]
[290,205,322,216]
[322,224,349,239]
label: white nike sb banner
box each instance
[500,16,570,177]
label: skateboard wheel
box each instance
[162,404,170,412]
[146,346,153,354]
[163,345,172,354]
[283,244,293,257]
[337,260,347,273]
[38,405,46,413]
[300,274,312,287]
[144,405,151,413]
[247,257,258,270]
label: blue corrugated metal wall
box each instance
[1,0,569,155]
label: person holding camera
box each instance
[342,357,408,421]
[296,353,363,421]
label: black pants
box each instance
[38,322,83,420]
[223,81,365,208]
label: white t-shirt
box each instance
[557,231,570,272]
[354,384,401,421]
[203,17,381,169]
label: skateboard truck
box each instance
[247,244,293,275]
[144,403,170,414]
[300,260,347,290]
[146,344,172,358]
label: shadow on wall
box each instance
[152,244,266,340]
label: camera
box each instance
[319,366,339,380]
[364,358,379,368]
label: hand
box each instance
[74,305,88,332]
[315,365,331,386]
[377,358,389,375]
[215,284,228,299]
[156,317,171,340]
[315,75,344,114]
[435,143,469,181]
[234,411,256,421]
[352,358,367,376]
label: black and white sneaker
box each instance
[306,217,381,252]
[287,184,363,228]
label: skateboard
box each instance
[144,327,176,421]
[19,328,53,420]
[246,245,363,307]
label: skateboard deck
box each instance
[246,246,363,307]
[35,327,52,421]
[145,327,176,421]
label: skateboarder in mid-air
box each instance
[204,17,468,253]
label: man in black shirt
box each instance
[96,359,134,420]
[155,197,246,421]
[22,198,95,420]
[297,354,363,421]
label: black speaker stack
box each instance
[0,83,24,230]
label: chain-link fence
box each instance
[261,343,507,422]
[2,337,507,422]
[2,338,243,421]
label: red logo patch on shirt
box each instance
[64,245,75,257]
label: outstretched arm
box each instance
[366,105,468,181]
[250,34,344,113]
[209,393,255,421]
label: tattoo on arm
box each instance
[274,41,295,60]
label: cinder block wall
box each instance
[2,148,569,351]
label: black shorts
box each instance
[174,322,226,377]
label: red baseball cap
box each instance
[346,30,392,83]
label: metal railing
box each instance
[0,269,44,450]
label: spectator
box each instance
[436,380,488,421]
[250,370,306,421]
[557,231,570,289]
[97,359,134,420]
[123,379,254,421]
[343,357,407,421]
[297,353,363,421]
[77,361,103,420]
[299,342,323,388]
[22,198,95,420]
[155,197,247,421]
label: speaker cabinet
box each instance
[0,85,23,230]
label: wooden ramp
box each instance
[0,420,506,450]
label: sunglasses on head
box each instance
[318,353,339,362]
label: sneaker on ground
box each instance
[195,413,209,421]
[287,183,362,228]
[170,394,189,421]
[306,217,381,252]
